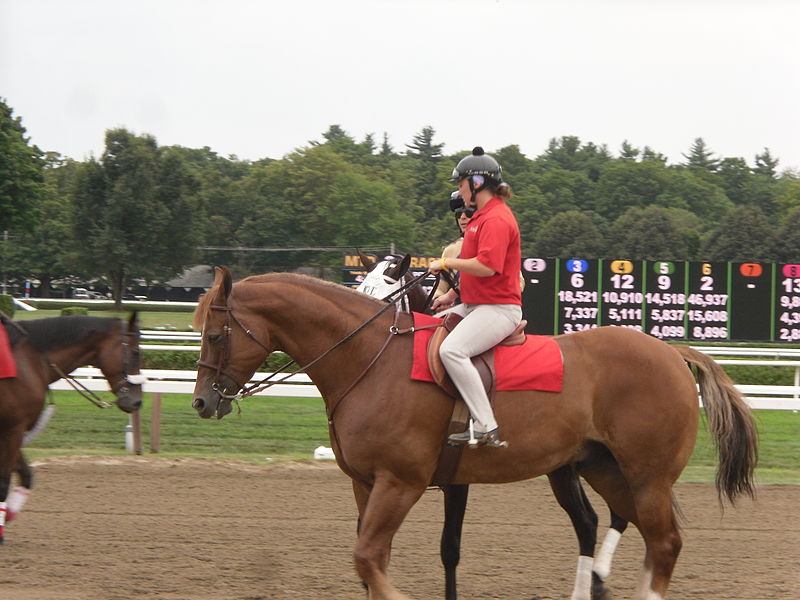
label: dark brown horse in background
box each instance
[192,268,757,600]
[357,251,627,599]
[0,313,143,544]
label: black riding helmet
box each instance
[450,146,503,185]
[450,146,502,205]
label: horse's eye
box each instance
[207,332,222,344]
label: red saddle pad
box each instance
[0,324,16,379]
[410,312,563,392]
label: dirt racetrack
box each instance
[1,456,798,600]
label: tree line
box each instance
[2,98,800,302]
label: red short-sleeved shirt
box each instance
[459,197,522,305]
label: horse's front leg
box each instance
[354,474,427,600]
[0,427,23,545]
[6,452,33,523]
[353,479,372,594]
[440,484,469,600]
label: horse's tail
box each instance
[673,345,758,504]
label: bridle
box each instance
[49,319,146,408]
[196,303,273,400]
[196,271,433,412]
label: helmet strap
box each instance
[467,175,489,207]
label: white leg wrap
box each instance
[23,404,56,446]
[0,502,6,536]
[570,555,593,600]
[6,486,30,521]
[634,568,660,600]
[594,527,622,580]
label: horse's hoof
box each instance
[591,583,612,600]
[590,572,612,600]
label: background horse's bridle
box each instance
[49,319,145,408]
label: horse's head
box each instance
[356,253,412,300]
[95,312,144,413]
[192,267,275,419]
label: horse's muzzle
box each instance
[192,396,214,419]
[192,395,232,420]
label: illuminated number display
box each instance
[644,261,687,340]
[556,258,599,334]
[521,257,556,334]
[600,260,644,331]
[730,262,772,341]
[776,264,800,342]
[685,262,729,341]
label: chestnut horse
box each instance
[192,268,757,600]
[0,313,143,544]
[356,251,626,599]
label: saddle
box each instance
[426,313,528,399]
[427,313,527,486]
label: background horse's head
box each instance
[192,267,276,419]
[95,312,144,413]
[355,251,412,301]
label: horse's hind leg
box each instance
[630,484,681,599]
[593,510,628,592]
[440,484,468,600]
[547,466,600,600]
[577,446,638,596]
[354,474,426,600]
[579,454,681,599]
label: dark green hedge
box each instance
[139,345,793,386]
[24,299,195,312]
[721,364,794,386]
[141,349,294,372]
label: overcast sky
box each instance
[2,0,798,172]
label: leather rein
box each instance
[196,271,433,419]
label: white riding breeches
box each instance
[438,303,522,432]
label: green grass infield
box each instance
[23,392,800,485]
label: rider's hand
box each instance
[431,289,456,312]
[428,260,443,275]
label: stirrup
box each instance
[447,423,508,448]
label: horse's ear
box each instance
[128,311,139,331]
[384,254,412,281]
[358,249,376,267]
[214,266,233,299]
[398,254,411,275]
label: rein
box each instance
[200,271,432,406]
[49,363,114,408]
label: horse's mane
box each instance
[193,272,385,331]
[18,316,118,352]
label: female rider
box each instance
[429,147,522,447]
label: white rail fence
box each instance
[43,336,800,455]
[53,364,800,411]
